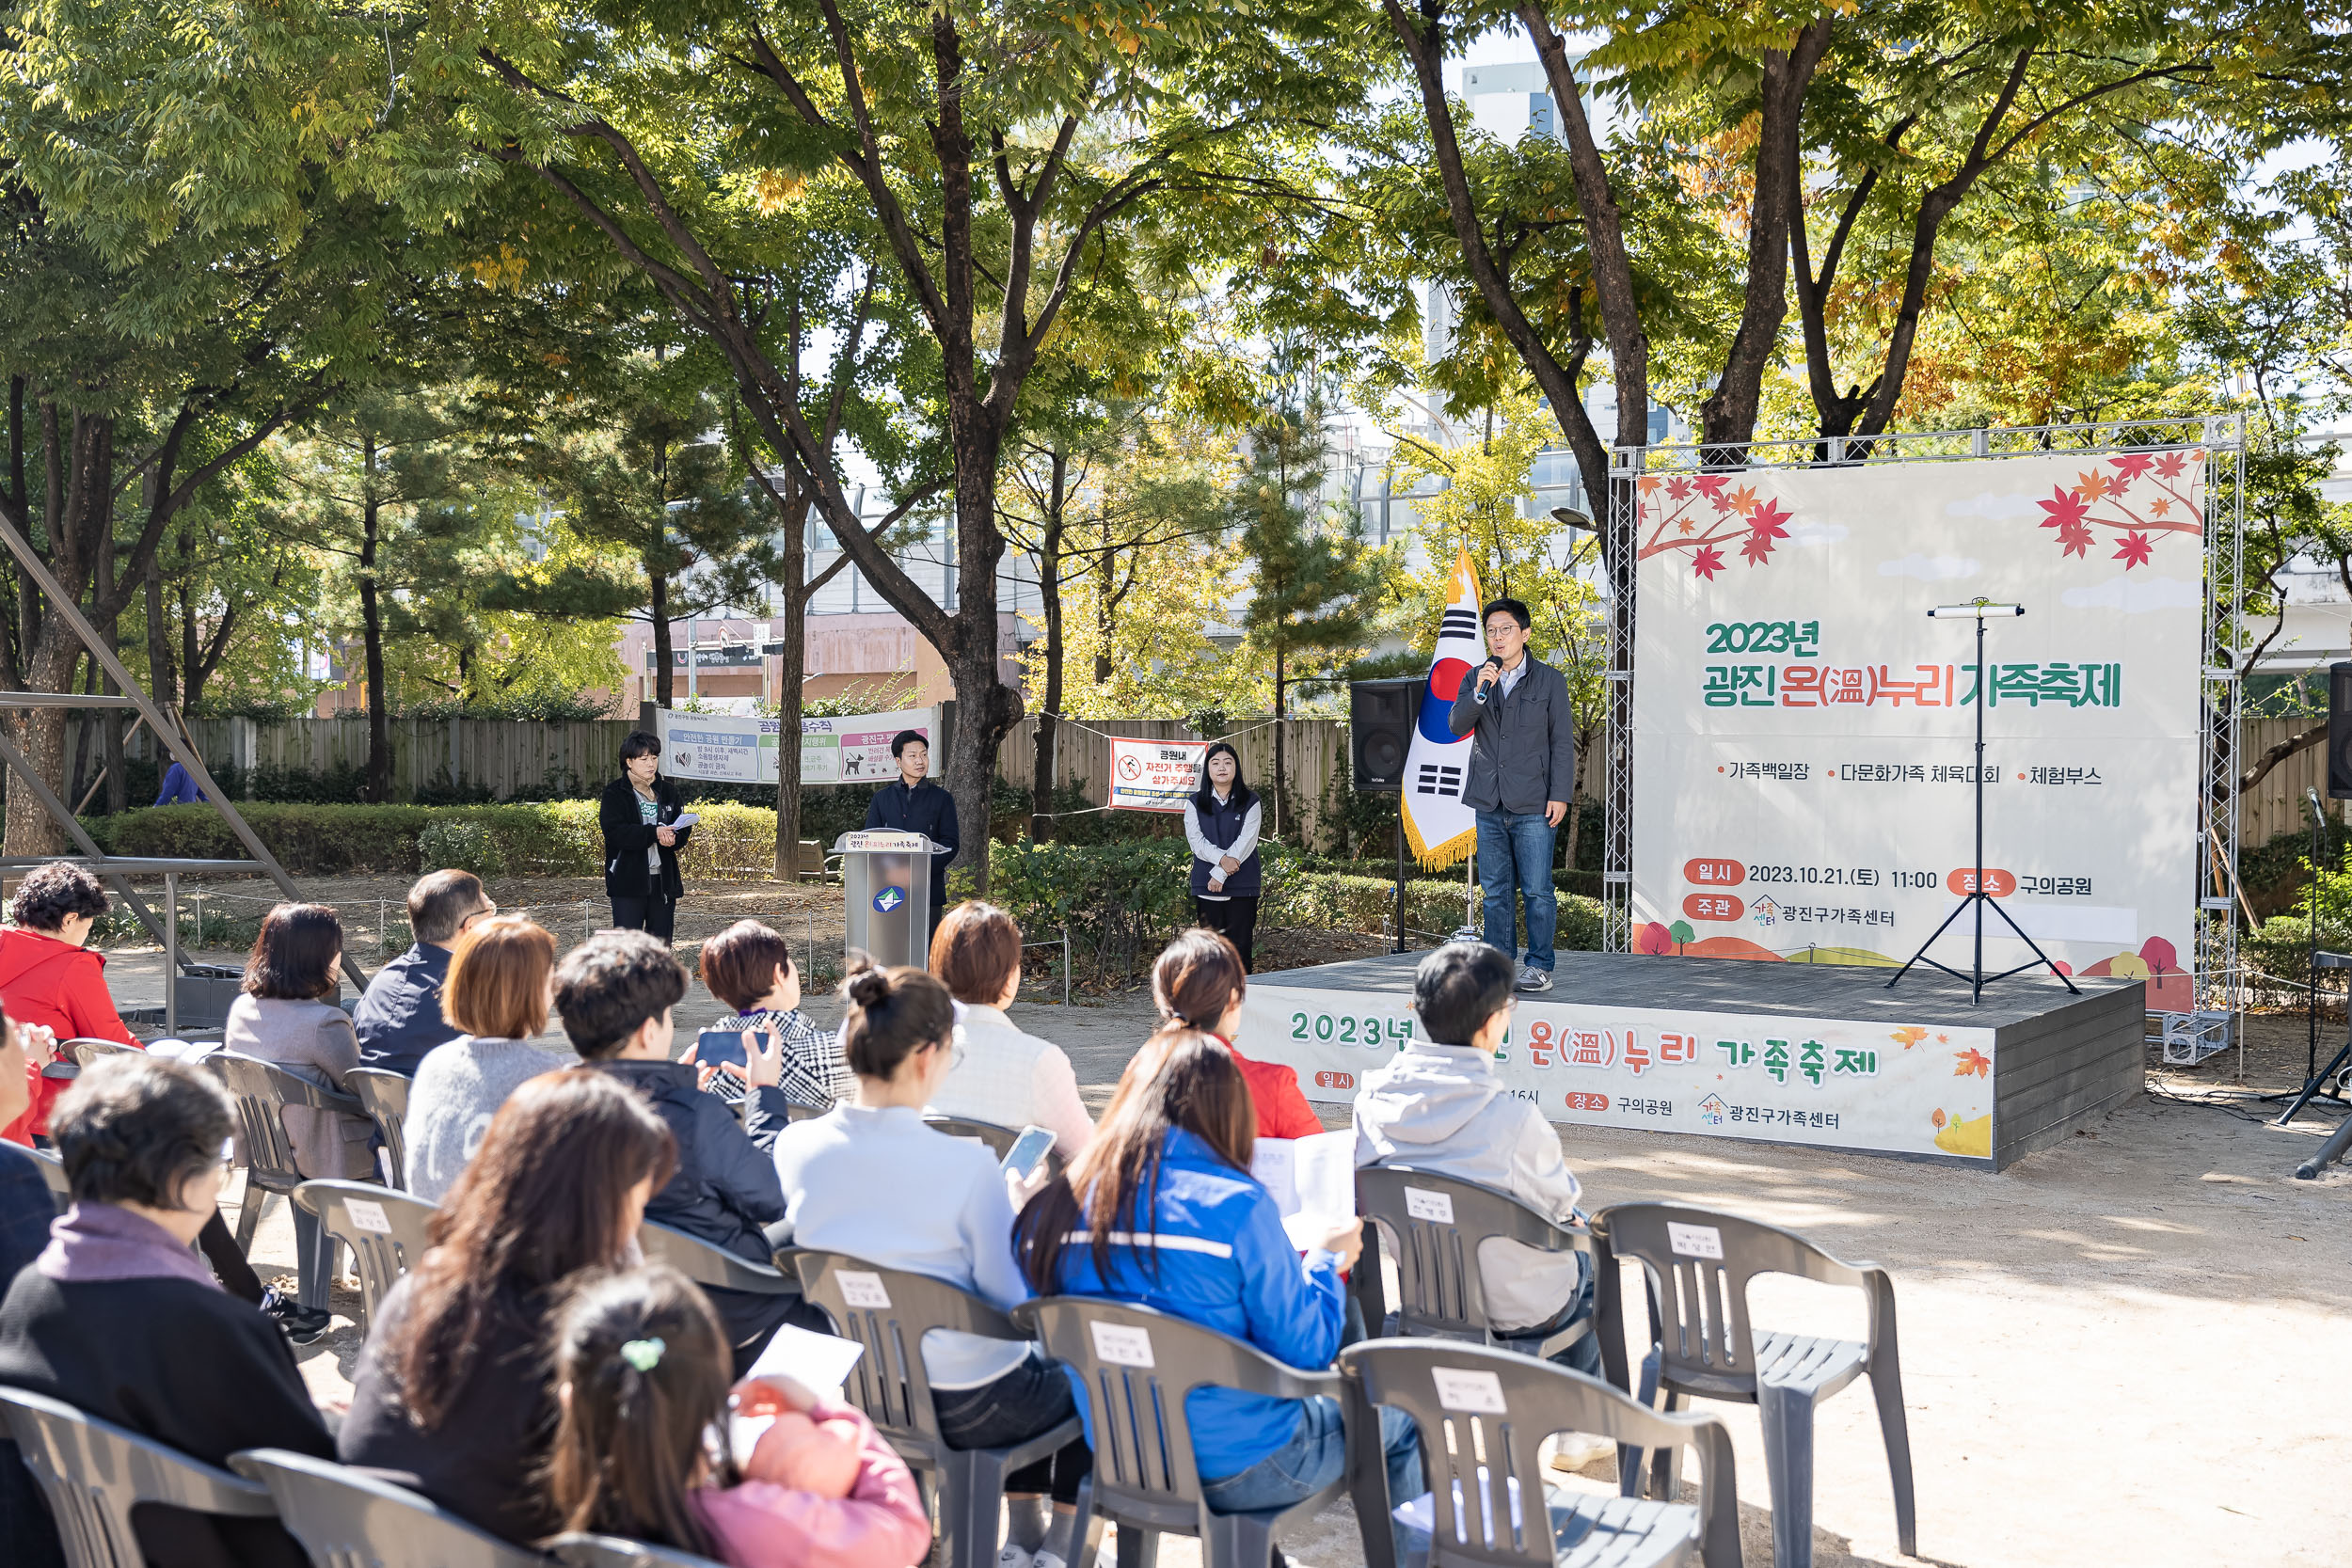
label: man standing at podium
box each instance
[1448,597,1575,993]
[863,730,959,939]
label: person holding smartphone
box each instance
[601,731,693,942]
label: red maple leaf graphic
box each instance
[2153,451,2188,480]
[2058,520,2093,558]
[1665,477,1692,501]
[2037,484,2090,532]
[1694,475,1732,511]
[1692,546,1724,580]
[1952,1047,1991,1079]
[1747,498,1791,542]
[2113,530,2153,569]
[1740,531,1775,565]
[2110,454,2154,483]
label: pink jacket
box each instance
[692,1400,930,1568]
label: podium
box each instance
[834,830,941,969]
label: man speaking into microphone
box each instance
[1447,596,1576,991]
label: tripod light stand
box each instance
[1886,599,2083,1005]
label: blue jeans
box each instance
[1519,1253,1602,1379]
[1200,1397,1422,1559]
[1476,809,1557,971]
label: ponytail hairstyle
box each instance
[839,956,956,1081]
[1151,927,1246,1035]
[1189,741,1253,816]
[1012,1028,1255,1293]
[541,1265,732,1560]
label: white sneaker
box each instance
[1546,1432,1616,1473]
[1516,965,1553,992]
[998,1548,1035,1568]
[1033,1553,1067,1568]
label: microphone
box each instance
[1472,656,1502,705]
[2311,785,2326,824]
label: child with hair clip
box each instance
[541,1264,930,1568]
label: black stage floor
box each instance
[1254,946,2139,1026]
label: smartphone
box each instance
[695,1028,750,1074]
[999,1124,1057,1180]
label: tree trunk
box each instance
[144,550,176,712]
[1030,451,1066,841]
[773,496,806,881]
[358,435,390,804]
[1273,645,1287,840]
[651,575,675,708]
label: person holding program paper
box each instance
[1012,1029,1423,1560]
[601,729,694,941]
[1352,942,1604,1394]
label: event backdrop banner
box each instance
[1109,736,1209,813]
[1630,448,2203,1008]
[654,706,940,786]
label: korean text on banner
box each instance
[1109,736,1208,814]
[1627,447,2201,1008]
[654,706,940,786]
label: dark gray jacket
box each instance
[1447,653,1577,814]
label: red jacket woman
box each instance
[0,864,138,1144]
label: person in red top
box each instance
[1150,927,1323,1140]
[0,863,139,1145]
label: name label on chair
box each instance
[1431,1368,1507,1414]
[1090,1322,1155,1369]
[343,1198,392,1235]
[1404,1187,1454,1224]
[836,1270,893,1309]
[1667,1222,1724,1259]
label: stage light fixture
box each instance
[1549,505,1596,532]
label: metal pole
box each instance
[1062,926,1072,1008]
[164,873,178,1036]
[1974,615,1986,1005]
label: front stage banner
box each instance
[1630,449,2202,1009]
[1241,984,1997,1163]
[655,706,941,786]
[1108,736,1209,814]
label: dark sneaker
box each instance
[1516,965,1553,993]
[262,1286,331,1344]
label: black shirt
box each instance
[863,778,960,907]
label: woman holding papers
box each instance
[1013,1029,1422,1560]
[600,729,694,941]
[770,963,1089,1568]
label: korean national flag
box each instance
[1400,549,1483,869]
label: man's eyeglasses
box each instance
[460,902,498,930]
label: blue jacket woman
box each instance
[1012,1030,1421,1550]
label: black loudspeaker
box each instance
[2331,662,2352,800]
[1350,677,1420,794]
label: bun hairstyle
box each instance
[1152,927,1246,1034]
[839,956,955,1081]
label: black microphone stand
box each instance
[2274,787,2352,1124]
[1886,600,2081,1005]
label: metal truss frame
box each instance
[1600,415,2246,1043]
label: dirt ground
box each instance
[93,888,2352,1568]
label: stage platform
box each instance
[1239,950,2145,1169]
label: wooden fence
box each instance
[997,715,1351,838]
[2238,715,2332,848]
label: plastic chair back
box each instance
[64,1038,142,1071]
[294,1179,438,1333]
[1355,1165,1597,1342]
[791,1251,1031,1469]
[1337,1340,1740,1568]
[230,1448,553,1568]
[921,1113,1020,1159]
[348,1069,412,1190]
[0,1386,276,1568]
[26,1145,71,1212]
[1595,1203,1885,1402]
[638,1218,796,1293]
[1013,1295,1344,1540]
[209,1052,363,1199]
[550,1530,731,1567]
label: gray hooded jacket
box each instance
[1351,1039,1584,1331]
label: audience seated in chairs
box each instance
[1352,942,1603,1380]
[0,863,140,1147]
[225,903,376,1335]
[698,920,850,1111]
[774,962,1090,1568]
[1012,1028,1424,1561]
[0,1006,58,1285]
[339,1069,675,1544]
[354,870,496,1075]
[403,916,559,1202]
[1151,928,1323,1140]
[541,1264,930,1568]
[927,902,1094,1161]
[564,929,819,1377]
[0,1053,330,1568]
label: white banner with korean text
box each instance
[1109,736,1210,814]
[655,707,941,786]
[1629,449,2202,1008]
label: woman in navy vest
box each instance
[1184,741,1263,971]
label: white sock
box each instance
[1007,1497,1048,1553]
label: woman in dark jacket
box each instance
[599,730,693,941]
[338,1069,675,1544]
[1183,741,1263,972]
[0,1054,332,1568]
